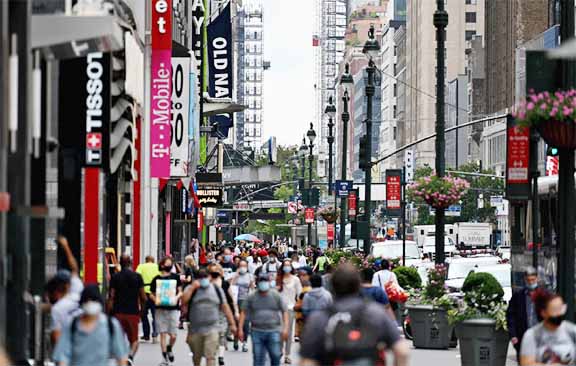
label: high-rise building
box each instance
[406,0,484,168]
[235,0,266,150]
[314,0,348,178]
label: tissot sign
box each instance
[151,0,172,178]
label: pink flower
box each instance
[541,103,548,110]
[527,102,535,111]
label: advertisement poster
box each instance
[207,2,233,137]
[348,191,357,217]
[386,170,402,217]
[327,224,335,241]
[151,0,172,178]
[170,43,190,177]
[506,115,531,200]
[305,208,315,224]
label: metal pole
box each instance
[364,60,375,254]
[433,0,448,265]
[558,0,575,321]
[308,144,314,246]
[402,166,406,266]
[328,117,334,196]
[339,93,350,248]
[530,129,540,269]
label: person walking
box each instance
[52,285,129,366]
[260,249,280,279]
[360,267,396,321]
[507,267,543,358]
[182,270,237,366]
[136,256,160,343]
[108,255,147,365]
[278,259,302,365]
[46,271,81,345]
[371,259,399,289]
[301,274,332,319]
[520,291,576,365]
[300,265,409,366]
[238,273,290,366]
[149,257,182,365]
[312,251,331,273]
[230,259,254,352]
[294,266,313,341]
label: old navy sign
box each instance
[208,3,233,137]
[151,0,172,178]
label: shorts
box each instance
[155,309,179,334]
[115,313,140,343]
[187,331,219,366]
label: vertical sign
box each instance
[171,43,190,177]
[327,224,335,241]
[207,3,233,137]
[151,0,172,178]
[348,191,357,217]
[386,169,402,217]
[305,208,315,224]
[506,115,531,200]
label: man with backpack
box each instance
[52,285,129,366]
[300,264,409,366]
[182,270,237,366]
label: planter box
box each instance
[406,305,452,349]
[456,319,509,366]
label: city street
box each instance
[135,328,518,366]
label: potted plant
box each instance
[408,174,469,209]
[449,272,509,366]
[393,266,422,324]
[514,89,576,148]
[316,206,340,223]
[406,264,455,349]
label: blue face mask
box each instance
[224,255,232,263]
[283,266,292,273]
[270,280,276,288]
[258,281,270,292]
[527,282,538,290]
[200,278,210,288]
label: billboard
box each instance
[170,42,190,177]
[386,170,402,217]
[505,115,531,200]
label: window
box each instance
[465,30,476,41]
[465,12,476,23]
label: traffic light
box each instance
[547,146,559,157]
[359,135,368,171]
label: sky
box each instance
[262,0,315,148]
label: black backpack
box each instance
[324,302,382,364]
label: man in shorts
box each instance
[150,257,182,365]
[109,255,147,365]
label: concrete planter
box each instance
[455,319,509,366]
[406,304,452,349]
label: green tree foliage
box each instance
[393,266,422,289]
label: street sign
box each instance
[490,195,503,207]
[430,205,461,217]
[335,180,353,197]
[305,208,315,224]
[327,224,335,241]
[348,191,357,217]
[287,201,298,214]
[386,169,402,217]
[404,150,415,182]
[505,115,531,200]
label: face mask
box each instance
[270,280,276,288]
[548,315,564,326]
[82,301,102,316]
[224,255,232,263]
[283,266,292,273]
[527,283,538,291]
[163,265,172,272]
[258,281,270,292]
[200,278,210,288]
[239,267,248,274]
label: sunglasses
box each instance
[210,272,220,278]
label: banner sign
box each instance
[327,224,335,241]
[207,3,233,137]
[506,115,531,200]
[171,42,190,177]
[348,191,357,217]
[151,0,172,178]
[386,169,402,217]
[59,52,111,171]
[305,208,315,224]
[336,180,353,197]
[196,186,223,207]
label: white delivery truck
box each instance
[454,222,492,249]
[414,224,456,247]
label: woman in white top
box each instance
[278,259,302,365]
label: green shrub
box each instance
[462,272,504,311]
[393,266,422,289]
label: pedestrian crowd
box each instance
[29,237,415,366]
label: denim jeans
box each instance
[251,330,282,366]
[141,297,158,338]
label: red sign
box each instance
[327,224,335,241]
[348,192,357,217]
[86,133,102,149]
[305,208,315,224]
[546,156,559,176]
[386,170,402,212]
[0,192,10,212]
[506,125,530,184]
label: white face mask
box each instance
[82,301,103,316]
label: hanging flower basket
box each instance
[514,89,576,149]
[407,174,469,210]
[316,206,340,223]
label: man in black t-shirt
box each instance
[109,255,146,364]
[150,257,182,364]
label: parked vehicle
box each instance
[370,240,421,266]
[421,236,458,257]
[454,222,492,249]
[414,224,456,247]
[446,263,512,302]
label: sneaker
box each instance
[242,343,248,352]
[285,356,292,364]
[152,336,158,344]
[128,357,134,366]
[140,336,150,342]
[167,348,175,363]
[218,356,225,366]
[233,340,239,351]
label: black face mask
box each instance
[210,272,220,279]
[548,315,564,326]
[163,265,172,272]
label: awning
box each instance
[31,15,123,59]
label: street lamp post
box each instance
[299,137,307,182]
[361,25,381,254]
[325,97,336,246]
[339,64,354,248]
[433,0,448,264]
[307,123,316,247]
